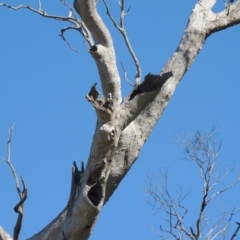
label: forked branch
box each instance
[208,0,240,33]
[147,129,240,239]
[0,2,94,49]
[74,0,122,104]
[103,0,141,86]
[2,124,28,240]
[60,26,80,52]
[146,171,193,239]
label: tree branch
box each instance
[208,1,240,33]
[120,61,134,87]
[146,129,240,239]
[0,226,12,240]
[59,26,79,53]
[119,72,172,128]
[74,0,122,104]
[2,124,28,240]
[146,171,194,240]
[0,2,94,50]
[1,1,240,239]
[0,3,77,23]
[103,0,240,206]
[208,179,240,203]
[103,0,141,86]
[230,222,240,240]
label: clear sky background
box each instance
[0,0,240,239]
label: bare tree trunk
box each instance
[0,0,240,239]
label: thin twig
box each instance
[60,0,78,21]
[102,0,141,86]
[2,124,28,240]
[120,61,134,86]
[0,3,75,22]
[208,179,240,203]
[230,222,240,240]
[146,171,194,239]
[2,123,21,195]
[59,0,94,47]
[37,0,42,12]
[60,26,80,52]
[147,129,240,239]
[0,3,94,49]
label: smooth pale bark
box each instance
[1,0,240,239]
[104,0,240,202]
[0,227,12,240]
[74,0,122,105]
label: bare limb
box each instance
[59,26,79,52]
[74,0,122,104]
[208,178,240,203]
[147,129,240,239]
[120,61,134,86]
[103,0,141,86]
[1,0,240,239]
[120,72,172,128]
[206,208,239,240]
[0,226,12,240]
[230,222,240,240]
[37,0,42,12]
[2,123,20,193]
[179,129,240,239]
[208,1,240,33]
[59,0,79,21]
[146,171,194,240]
[0,3,94,49]
[13,177,27,240]
[59,0,94,47]
[2,124,28,240]
[0,3,76,23]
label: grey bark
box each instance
[1,0,240,239]
[0,227,12,240]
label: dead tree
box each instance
[0,0,240,239]
[146,128,240,240]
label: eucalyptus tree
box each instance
[0,0,240,239]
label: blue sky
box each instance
[0,0,240,239]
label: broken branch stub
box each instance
[86,72,173,135]
[86,83,113,123]
[118,72,173,129]
[129,72,173,100]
